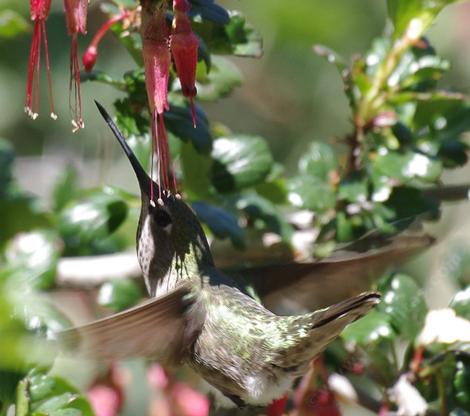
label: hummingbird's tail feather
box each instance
[57,284,203,363]
[274,292,380,373]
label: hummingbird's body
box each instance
[60,102,380,407]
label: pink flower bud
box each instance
[82,45,97,72]
[63,0,88,131]
[25,0,57,121]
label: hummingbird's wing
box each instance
[275,292,381,372]
[58,284,203,363]
[237,232,433,314]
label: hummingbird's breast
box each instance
[187,274,296,406]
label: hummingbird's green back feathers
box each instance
[58,284,202,364]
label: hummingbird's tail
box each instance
[273,291,380,374]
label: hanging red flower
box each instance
[170,0,199,127]
[25,0,57,121]
[63,0,88,132]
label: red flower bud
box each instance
[82,45,97,72]
[171,0,198,127]
[25,0,57,121]
[64,0,88,132]
[142,5,178,202]
[82,11,130,73]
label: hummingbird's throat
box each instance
[150,111,180,205]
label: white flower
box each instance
[390,375,427,416]
[418,308,470,345]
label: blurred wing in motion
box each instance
[58,284,203,363]
[238,232,434,314]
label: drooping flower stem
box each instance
[64,0,88,132]
[25,0,57,120]
[82,11,131,72]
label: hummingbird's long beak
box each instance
[95,101,152,196]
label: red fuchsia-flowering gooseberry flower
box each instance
[63,0,88,132]
[170,0,199,127]
[142,3,179,204]
[82,10,130,72]
[25,0,57,121]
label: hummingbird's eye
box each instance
[153,208,172,229]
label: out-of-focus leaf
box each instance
[454,360,470,410]
[0,196,50,247]
[98,279,143,312]
[190,0,230,25]
[0,370,23,405]
[386,0,458,38]
[338,175,368,204]
[0,10,29,39]
[196,56,242,101]
[236,194,293,241]
[385,186,439,221]
[255,178,288,205]
[287,176,336,213]
[52,167,78,212]
[58,187,128,256]
[373,150,442,183]
[0,138,14,196]
[165,103,212,154]
[180,141,212,199]
[342,310,394,346]
[380,274,428,339]
[298,142,338,182]
[25,370,94,416]
[4,230,61,290]
[110,23,143,65]
[192,201,245,248]
[450,287,470,320]
[211,135,273,193]
[195,11,262,57]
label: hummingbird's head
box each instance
[95,101,213,296]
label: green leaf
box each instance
[180,141,212,199]
[211,135,273,193]
[195,11,262,58]
[0,196,50,248]
[52,167,78,212]
[287,176,336,213]
[4,230,61,290]
[386,0,458,38]
[342,310,394,346]
[0,370,23,405]
[0,10,29,39]
[192,201,244,248]
[380,273,428,339]
[98,279,143,312]
[450,287,470,320]
[0,138,15,197]
[338,175,368,204]
[236,194,293,241]
[196,56,242,101]
[298,142,338,182]
[165,103,213,154]
[26,371,93,416]
[373,150,442,183]
[190,0,230,25]
[58,187,128,255]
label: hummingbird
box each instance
[60,102,382,407]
